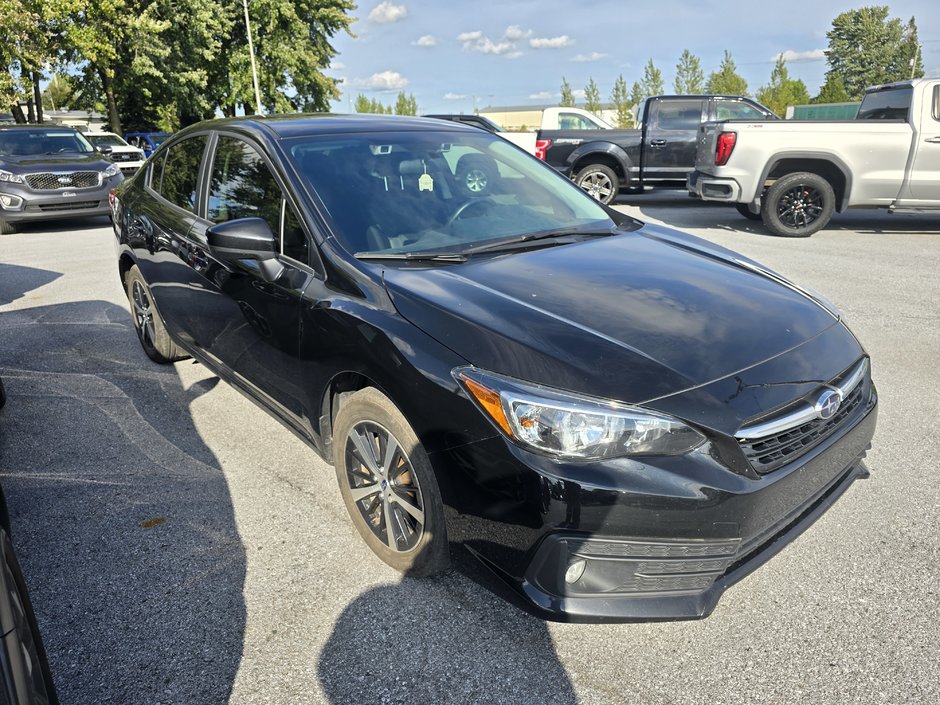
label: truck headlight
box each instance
[104,163,121,177]
[454,367,705,460]
[0,169,24,183]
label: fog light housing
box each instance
[0,193,23,209]
[564,559,586,584]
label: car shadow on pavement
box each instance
[317,571,578,705]
[0,266,246,704]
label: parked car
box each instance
[123,132,170,158]
[0,125,124,234]
[0,378,60,704]
[84,132,145,175]
[688,78,940,236]
[537,95,777,204]
[112,115,877,621]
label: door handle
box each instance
[925,137,940,143]
[650,139,667,147]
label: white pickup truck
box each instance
[688,78,940,236]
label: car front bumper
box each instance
[437,383,877,622]
[687,169,742,202]
[0,176,121,223]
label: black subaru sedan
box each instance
[111,115,877,621]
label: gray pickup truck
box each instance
[688,78,940,236]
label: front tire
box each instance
[332,388,449,577]
[574,163,619,205]
[735,203,762,221]
[760,172,835,237]
[124,265,188,364]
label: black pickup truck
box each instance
[537,95,777,204]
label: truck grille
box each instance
[736,358,869,474]
[110,153,139,162]
[25,171,101,190]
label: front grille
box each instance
[111,153,138,162]
[25,171,101,190]
[741,381,865,474]
[36,200,101,212]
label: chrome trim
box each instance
[23,170,103,191]
[735,358,868,441]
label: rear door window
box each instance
[155,135,207,212]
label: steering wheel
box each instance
[445,197,497,229]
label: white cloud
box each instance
[572,52,607,63]
[351,70,409,91]
[457,30,482,42]
[528,91,554,100]
[530,35,573,49]
[572,89,586,99]
[503,25,532,41]
[506,51,523,60]
[412,34,437,47]
[777,48,826,62]
[443,92,467,100]
[457,26,538,58]
[368,2,407,23]
[330,62,345,70]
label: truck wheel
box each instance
[760,172,835,237]
[735,203,762,221]
[574,164,619,205]
[0,220,17,235]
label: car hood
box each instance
[0,154,111,171]
[383,223,841,405]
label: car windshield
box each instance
[87,134,128,147]
[0,129,95,156]
[287,130,618,257]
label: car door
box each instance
[188,133,317,434]
[642,99,705,180]
[131,134,209,343]
[901,83,940,204]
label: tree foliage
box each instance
[394,91,418,115]
[610,74,632,128]
[559,77,575,107]
[641,59,664,97]
[674,49,704,94]
[756,55,810,117]
[825,6,923,100]
[584,78,602,114]
[354,94,393,114]
[812,74,851,104]
[706,50,748,95]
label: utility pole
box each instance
[242,0,263,115]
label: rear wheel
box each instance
[574,163,619,205]
[761,172,835,237]
[332,388,449,576]
[124,265,188,363]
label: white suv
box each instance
[85,132,145,174]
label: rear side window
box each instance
[857,86,913,120]
[156,135,207,211]
[208,136,308,264]
[558,112,603,130]
[715,101,769,121]
[653,100,704,130]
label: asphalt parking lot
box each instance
[1,194,938,704]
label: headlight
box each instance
[454,367,705,460]
[104,163,121,177]
[0,169,24,183]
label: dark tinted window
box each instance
[208,136,308,263]
[157,135,207,211]
[857,86,913,120]
[654,100,704,130]
[715,101,770,120]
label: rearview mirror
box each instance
[207,217,284,282]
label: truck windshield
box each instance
[857,86,913,120]
[0,129,95,156]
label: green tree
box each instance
[674,49,705,94]
[825,6,924,100]
[354,93,371,113]
[610,74,632,128]
[756,55,810,117]
[41,71,76,111]
[706,50,748,95]
[394,91,418,115]
[641,59,664,97]
[559,77,575,107]
[812,74,851,104]
[584,78,602,114]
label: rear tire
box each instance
[735,203,762,221]
[0,219,17,235]
[574,163,619,205]
[332,388,449,577]
[760,172,835,237]
[124,265,188,364]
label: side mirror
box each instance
[98,145,114,156]
[207,217,284,282]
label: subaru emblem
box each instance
[814,389,842,420]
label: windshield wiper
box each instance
[458,226,618,255]
[355,251,468,263]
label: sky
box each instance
[325,0,940,115]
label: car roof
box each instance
[172,113,477,141]
[0,125,80,132]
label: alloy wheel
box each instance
[131,280,156,347]
[465,168,488,193]
[579,172,613,201]
[344,421,425,552]
[777,184,823,229]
